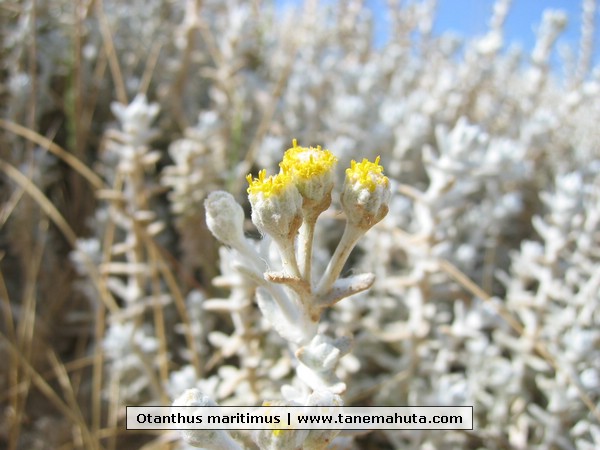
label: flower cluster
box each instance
[193,140,390,449]
[244,140,390,289]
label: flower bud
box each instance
[280,139,338,215]
[340,156,391,229]
[246,169,303,241]
[205,191,247,249]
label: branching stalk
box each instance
[315,223,365,297]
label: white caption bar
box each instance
[127,406,473,430]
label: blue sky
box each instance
[276,0,599,71]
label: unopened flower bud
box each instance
[205,191,246,249]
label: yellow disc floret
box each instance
[246,169,295,198]
[345,156,389,192]
[280,139,338,180]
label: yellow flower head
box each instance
[345,156,389,192]
[246,169,295,198]
[279,139,338,207]
[341,156,390,229]
[280,139,338,180]
[246,169,303,242]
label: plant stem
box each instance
[315,223,365,297]
[275,236,301,278]
[298,216,317,286]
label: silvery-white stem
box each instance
[274,236,301,278]
[315,223,365,297]
[298,217,317,285]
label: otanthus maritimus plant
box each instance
[6,0,600,448]
[175,140,390,449]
